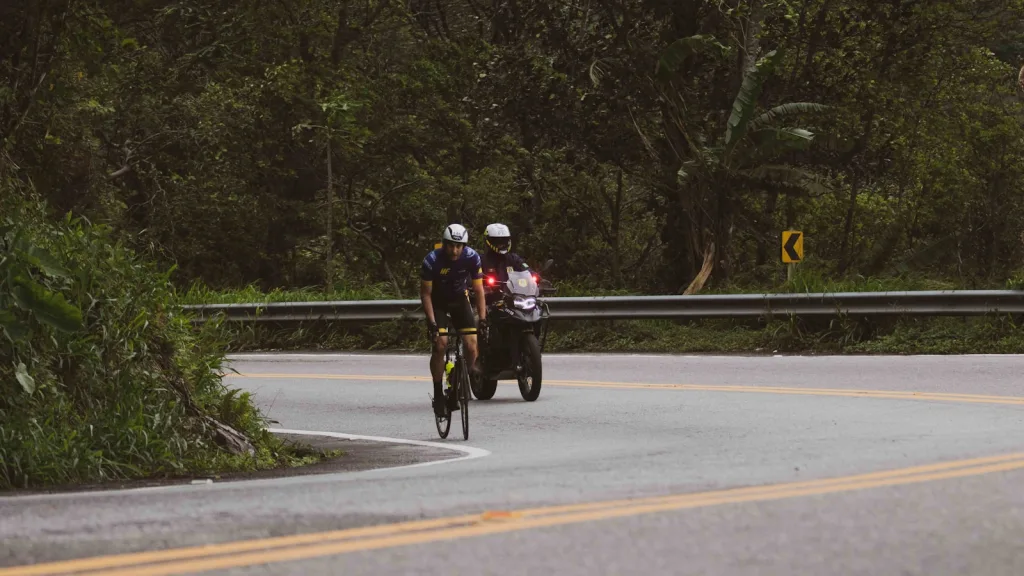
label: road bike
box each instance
[434,329,471,440]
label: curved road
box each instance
[3,353,1024,574]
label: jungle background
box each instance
[3,0,1024,488]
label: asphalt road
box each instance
[3,353,1024,575]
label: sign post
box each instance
[781,230,804,282]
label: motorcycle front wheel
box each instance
[473,339,499,400]
[518,333,543,401]
[473,376,498,400]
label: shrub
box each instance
[0,192,284,489]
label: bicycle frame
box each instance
[444,331,464,379]
[436,325,471,440]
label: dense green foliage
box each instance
[4,0,1024,486]
[5,0,1024,296]
[0,191,295,489]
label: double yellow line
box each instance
[5,372,1024,575]
[226,372,1024,406]
[6,452,1024,575]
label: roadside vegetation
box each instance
[176,268,1024,356]
[0,193,318,490]
[183,313,1024,357]
[4,0,1024,488]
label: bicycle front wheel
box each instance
[458,359,470,440]
[435,404,451,439]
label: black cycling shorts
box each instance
[432,293,477,336]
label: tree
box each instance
[653,39,832,289]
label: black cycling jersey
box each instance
[420,246,484,301]
[481,251,529,285]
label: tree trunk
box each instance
[715,0,763,281]
[986,172,1006,279]
[684,242,715,295]
[204,415,256,457]
[730,0,764,99]
[785,0,813,92]
[799,0,834,84]
[610,168,624,288]
[714,184,734,283]
[382,257,402,298]
[837,174,861,274]
[326,138,334,292]
[756,190,779,266]
[742,1,764,74]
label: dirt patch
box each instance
[214,434,460,481]
[3,432,460,496]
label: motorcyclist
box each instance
[480,223,531,304]
[477,223,541,396]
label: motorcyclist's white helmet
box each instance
[484,223,511,254]
[442,223,469,244]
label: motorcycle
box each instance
[473,260,556,401]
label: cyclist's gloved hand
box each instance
[426,321,438,340]
[478,318,488,339]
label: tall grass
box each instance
[176,281,398,304]
[0,192,304,490]
[179,265,975,304]
[196,314,1024,356]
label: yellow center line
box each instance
[6,372,1021,575]
[0,514,483,576]
[11,454,1024,576]
[10,451,1019,576]
[225,373,1024,406]
[509,450,1024,518]
[547,379,1024,401]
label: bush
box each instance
[0,193,287,489]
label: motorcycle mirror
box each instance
[540,259,554,273]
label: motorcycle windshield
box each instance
[505,270,539,296]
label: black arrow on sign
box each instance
[784,232,801,261]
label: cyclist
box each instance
[481,223,531,302]
[420,223,487,416]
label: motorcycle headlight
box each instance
[513,296,537,310]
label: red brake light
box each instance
[532,274,539,283]
[487,276,496,285]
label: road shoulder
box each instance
[0,432,460,497]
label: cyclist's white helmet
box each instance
[484,223,511,254]
[442,223,469,244]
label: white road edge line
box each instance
[268,428,491,470]
[0,430,490,502]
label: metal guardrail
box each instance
[180,290,1024,323]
